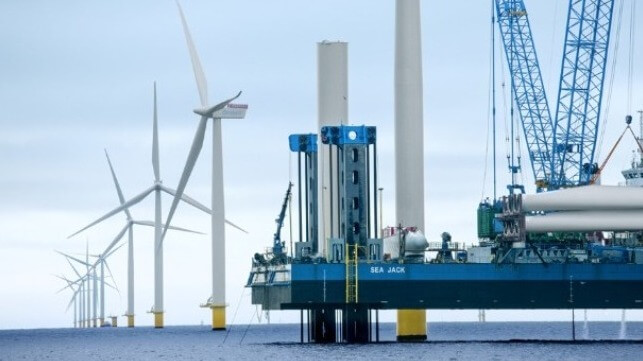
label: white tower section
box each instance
[395,0,424,231]
[317,41,348,254]
[394,0,427,341]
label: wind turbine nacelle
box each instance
[194,103,248,119]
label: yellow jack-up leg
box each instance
[396,309,427,342]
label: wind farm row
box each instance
[55,1,248,329]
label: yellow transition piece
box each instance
[154,312,164,328]
[211,306,226,330]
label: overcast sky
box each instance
[1,0,642,329]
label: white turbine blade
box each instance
[65,296,75,312]
[64,257,82,278]
[133,220,204,235]
[104,279,120,295]
[160,185,209,213]
[55,274,83,293]
[198,91,242,118]
[162,117,208,240]
[100,224,129,258]
[68,186,155,239]
[57,251,90,267]
[152,82,161,182]
[161,185,248,233]
[222,219,248,234]
[55,275,76,294]
[104,149,132,220]
[102,261,120,295]
[104,242,125,260]
[176,0,208,107]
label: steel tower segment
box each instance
[553,0,615,187]
[495,0,556,190]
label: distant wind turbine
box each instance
[163,0,249,331]
[68,83,240,328]
[89,243,124,326]
[55,275,81,328]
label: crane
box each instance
[495,0,616,191]
[271,182,293,262]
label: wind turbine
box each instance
[58,249,94,327]
[58,257,119,328]
[88,243,124,326]
[68,83,242,328]
[60,260,85,327]
[55,275,81,328]
[163,1,249,331]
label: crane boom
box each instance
[495,0,556,190]
[495,0,615,191]
[272,182,293,258]
[553,0,616,187]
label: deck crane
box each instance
[271,182,293,263]
[495,0,616,191]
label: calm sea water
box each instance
[1,322,641,361]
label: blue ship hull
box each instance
[251,263,643,310]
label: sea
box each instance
[0,322,641,361]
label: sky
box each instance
[1,0,642,330]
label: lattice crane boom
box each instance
[495,0,556,190]
[553,0,616,187]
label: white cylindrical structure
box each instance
[522,185,643,212]
[395,0,427,342]
[395,0,424,232]
[127,224,134,323]
[100,261,105,325]
[80,282,84,327]
[526,210,643,232]
[92,269,98,327]
[211,118,227,311]
[86,276,90,328]
[154,188,163,326]
[317,41,348,256]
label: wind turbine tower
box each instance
[394,0,427,341]
[317,40,348,253]
[164,1,248,331]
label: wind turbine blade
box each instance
[65,257,82,279]
[152,82,161,182]
[162,117,208,240]
[100,224,129,258]
[104,242,125,259]
[200,91,242,118]
[65,296,75,313]
[223,219,248,234]
[102,261,120,295]
[133,220,204,235]
[160,185,210,213]
[57,251,91,267]
[103,280,120,295]
[161,185,248,233]
[104,149,132,220]
[56,281,74,294]
[176,0,208,107]
[68,186,155,239]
